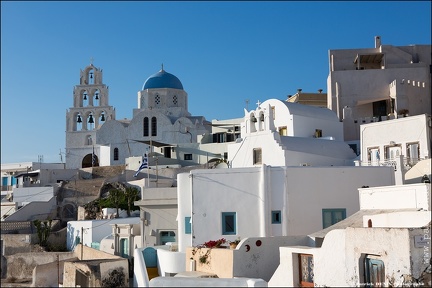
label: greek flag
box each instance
[134,154,148,177]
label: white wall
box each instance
[13,186,54,206]
[314,227,426,287]
[327,43,431,123]
[359,183,431,210]
[360,114,431,162]
[272,226,429,287]
[4,197,57,221]
[364,211,431,228]
[1,202,17,220]
[285,166,395,235]
[177,165,395,252]
[67,217,140,251]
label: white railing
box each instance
[355,157,428,172]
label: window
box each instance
[222,212,236,235]
[367,147,380,163]
[279,126,287,136]
[322,208,346,229]
[160,231,176,245]
[314,129,322,138]
[184,154,192,160]
[253,148,262,165]
[364,256,385,287]
[173,95,178,105]
[406,142,420,164]
[143,117,149,136]
[151,117,157,136]
[372,100,388,118]
[271,106,275,120]
[155,94,160,105]
[114,148,119,161]
[272,210,281,224]
[385,144,401,159]
[185,217,191,234]
[299,254,314,287]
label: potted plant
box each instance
[203,238,227,249]
[398,109,409,117]
[229,237,241,249]
[190,238,228,266]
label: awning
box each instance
[14,169,40,178]
[130,139,174,148]
[354,53,384,64]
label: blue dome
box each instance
[142,69,183,90]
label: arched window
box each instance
[114,147,119,161]
[151,117,157,136]
[143,117,149,136]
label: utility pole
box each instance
[81,227,84,260]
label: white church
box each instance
[65,64,211,169]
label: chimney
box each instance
[375,36,381,48]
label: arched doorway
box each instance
[82,153,99,168]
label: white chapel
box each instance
[65,63,211,169]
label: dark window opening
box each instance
[151,117,157,136]
[143,117,149,136]
[114,148,119,161]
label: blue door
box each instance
[120,238,129,258]
[142,247,157,268]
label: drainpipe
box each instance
[336,82,341,121]
[282,168,288,236]
[259,164,269,236]
[190,173,194,247]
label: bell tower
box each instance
[65,61,115,169]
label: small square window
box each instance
[185,217,191,234]
[322,208,346,229]
[222,212,236,235]
[184,154,192,160]
[272,210,281,224]
[253,148,262,165]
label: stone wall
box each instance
[1,234,38,256]
[31,256,78,287]
[3,251,74,280]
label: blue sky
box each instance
[1,1,431,164]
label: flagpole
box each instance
[148,138,152,188]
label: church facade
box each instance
[65,63,211,169]
[65,63,115,169]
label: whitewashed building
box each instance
[66,217,140,252]
[327,36,431,142]
[269,183,431,287]
[177,165,395,252]
[228,99,357,168]
[360,114,431,166]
